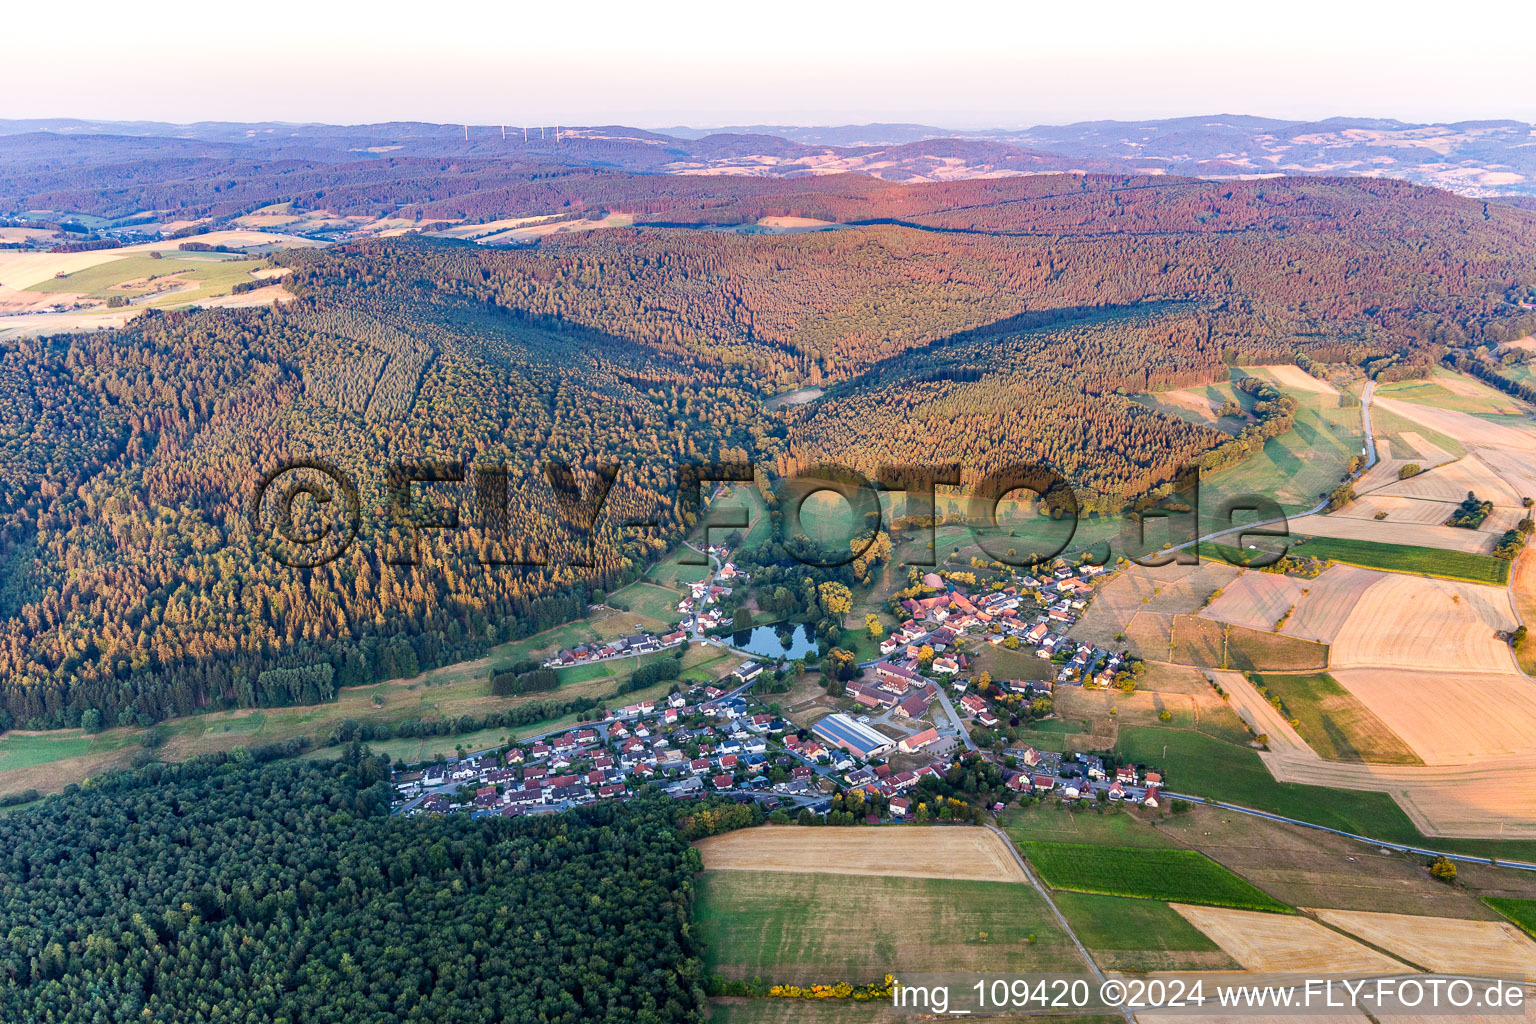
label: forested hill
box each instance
[0,175,1534,731]
[5,116,1536,216]
[0,750,708,1023]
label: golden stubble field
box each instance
[1253,364,1341,396]
[1200,565,1378,643]
[1311,909,1536,981]
[1169,904,1404,974]
[694,825,1027,883]
[1200,562,1518,675]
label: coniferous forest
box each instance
[0,749,707,1023]
[1,171,1535,733]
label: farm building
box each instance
[812,714,896,759]
[899,727,940,753]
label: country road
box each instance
[983,824,1132,1023]
[1161,792,1536,872]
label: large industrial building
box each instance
[812,713,895,759]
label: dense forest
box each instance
[0,748,708,1023]
[1,172,1534,729]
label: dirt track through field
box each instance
[1311,909,1536,980]
[695,825,1027,883]
[1170,904,1403,974]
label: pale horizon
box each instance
[8,0,1535,127]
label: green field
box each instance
[694,870,1085,985]
[1018,841,1290,912]
[1377,368,1525,415]
[607,581,684,624]
[0,733,96,771]
[1253,672,1421,765]
[1288,535,1510,585]
[999,803,1180,849]
[1200,372,1362,523]
[1198,535,1511,585]
[1484,897,1536,940]
[972,643,1056,683]
[1501,364,1536,389]
[1050,892,1238,971]
[33,253,266,302]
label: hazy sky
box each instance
[11,0,1535,127]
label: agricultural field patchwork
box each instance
[1050,892,1240,972]
[1311,909,1536,980]
[1170,905,1404,975]
[1250,672,1421,765]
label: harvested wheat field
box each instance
[1328,572,1517,673]
[1170,904,1403,974]
[1326,669,1536,761]
[1256,747,1536,838]
[695,825,1026,883]
[1312,909,1536,980]
[1478,447,1536,504]
[1199,565,1378,644]
[1253,364,1340,396]
[1355,435,1459,495]
[1287,511,1496,553]
[1170,615,1329,671]
[1333,494,1461,525]
[1373,397,1536,452]
[1377,454,1527,507]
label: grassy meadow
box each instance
[694,869,1086,984]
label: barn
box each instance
[812,713,896,760]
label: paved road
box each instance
[1162,791,1536,872]
[930,684,978,754]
